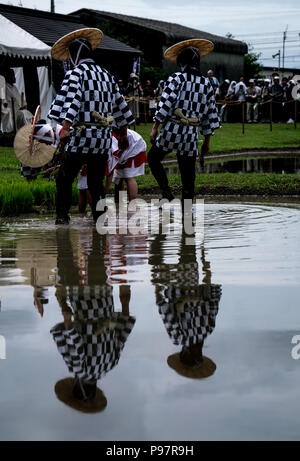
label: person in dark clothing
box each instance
[147,40,220,207]
[143,80,154,98]
[48,29,134,225]
[269,76,283,122]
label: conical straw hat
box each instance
[167,353,216,379]
[51,28,103,61]
[55,378,107,413]
[13,105,55,168]
[13,124,55,168]
[164,39,214,62]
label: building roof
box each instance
[71,9,248,55]
[0,4,141,56]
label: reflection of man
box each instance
[158,283,221,378]
[51,228,135,412]
[150,233,221,378]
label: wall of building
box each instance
[262,67,300,80]
[163,50,245,83]
[76,11,246,84]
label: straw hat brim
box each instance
[14,124,55,168]
[55,378,107,414]
[164,39,214,63]
[167,353,216,379]
[51,28,103,61]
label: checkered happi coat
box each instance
[154,72,220,156]
[48,62,134,155]
[158,284,221,347]
[51,285,135,381]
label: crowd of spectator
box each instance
[213,72,298,124]
[118,70,298,124]
[3,67,296,131]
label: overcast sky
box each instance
[4,0,300,69]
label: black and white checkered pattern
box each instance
[154,72,220,156]
[20,164,41,178]
[51,285,135,381]
[48,62,135,155]
[151,262,200,287]
[158,284,221,347]
[20,158,56,179]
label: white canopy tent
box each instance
[0,14,51,59]
[0,14,53,128]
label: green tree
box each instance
[139,59,169,85]
[226,33,263,80]
[244,46,264,80]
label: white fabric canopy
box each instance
[0,14,50,59]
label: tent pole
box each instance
[11,98,16,133]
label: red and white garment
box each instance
[33,123,63,147]
[106,129,147,185]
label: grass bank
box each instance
[0,170,78,215]
[136,173,300,196]
[136,122,300,153]
[1,171,299,216]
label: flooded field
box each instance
[0,200,300,441]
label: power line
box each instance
[235,30,300,37]
[250,40,300,45]
[261,55,300,60]
[253,45,300,51]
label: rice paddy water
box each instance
[0,199,299,440]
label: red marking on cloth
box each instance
[116,151,147,169]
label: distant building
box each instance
[261,66,300,81]
[0,4,142,91]
[71,9,248,82]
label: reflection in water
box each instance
[150,232,222,379]
[1,203,299,439]
[50,229,136,413]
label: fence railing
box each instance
[124,96,299,134]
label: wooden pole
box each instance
[269,100,273,132]
[11,98,16,133]
[242,102,245,134]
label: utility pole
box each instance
[272,50,281,72]
[51,0,55,13]
[282,25,288,70]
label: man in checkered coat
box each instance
[150,232,221,371]
[51,228,135,405]
[48,29,134,224]
[148,39,220,205]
